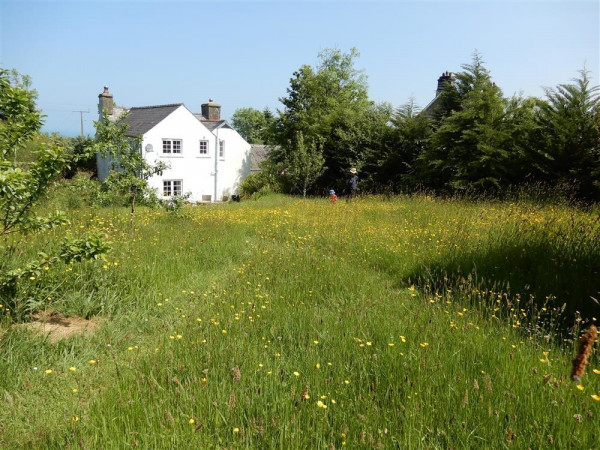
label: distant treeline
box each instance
[233,50,600,200]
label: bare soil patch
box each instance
[14,310,102,343]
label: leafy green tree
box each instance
[92,111,168,227]
[273,48,374,190]
[366,98,431,191]
[534,69,600,198]
[231,107,275,144]
[499,95,543,186]
[284,132,326,197]
[0,68,109,313]
[422,52,518,191]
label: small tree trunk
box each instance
[130,194,135,232]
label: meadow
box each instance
[1,194,599,448]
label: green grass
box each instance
[1,194,599,448]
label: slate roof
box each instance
[121,104,183,137]
[192,114,232,131]
[250,144,278,171]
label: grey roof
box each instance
[192,115,232,131]
[121,104,182,137]
[422,94,443,118]
[250,144,278,171]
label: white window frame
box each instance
[199,140,209,156]
[163,179,183,197]
[219,139,225,159]
[162,139,182,154]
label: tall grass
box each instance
[0,195,599,448]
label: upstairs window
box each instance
[219,140,225,159]
[163,180,182,196]
[199,140,209,155]
[162,139,182,154]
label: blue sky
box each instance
[1,0,598,136]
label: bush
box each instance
[162,192,191,215]
[238,171,278,199]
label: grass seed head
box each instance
[571,325,598,381]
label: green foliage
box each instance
[273,48,379,190]
[91,111,168,222]
[424,52,515,191]
[63,135,97,178]
[231,50,600,199]
[365,98,432,191]
[0,68,110,318]
[162,191,191,215]
[534,69,600,198]
[0,69,69,237]
[238,168,279,199]
[231,107,275,144]
[283,132,326,197]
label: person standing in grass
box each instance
[329,189,338,204]
[346,168,359,201]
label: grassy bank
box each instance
[1,195,599,448]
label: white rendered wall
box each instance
[213,127,252,200]
[97,104,252,202]
[141,106,251,202]
[142,105,215,202]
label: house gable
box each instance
[422,71,456,118]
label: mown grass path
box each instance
[1,195,599,448]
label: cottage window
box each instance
[163,180,182,196]
[199,140,209,155]
[219,140,225,159]
[162,139,182,154]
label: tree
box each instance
[422,52,518,191]
[231,107,275,144]
[284,132,326,197]
[0,68,109,314]
[92,111,168,228]
[534,69,600,198]
[366,98,431,191]
[273,48,374,190]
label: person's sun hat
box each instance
[350,168,357,174]
[329,189,335,195]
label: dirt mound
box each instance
[15,311,102,343]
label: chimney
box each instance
[436,71,454,96]
[98,86,114,116]
[201,99,221,121]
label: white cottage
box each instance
[96,87,251,202]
